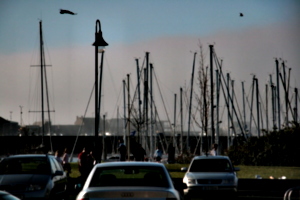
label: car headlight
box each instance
[223,179,234,184]
[27,184,43,191]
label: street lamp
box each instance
[93,19,108,163]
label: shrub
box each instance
[228,123,300,166]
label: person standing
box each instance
[62,148,71,176]
[118,139,127,161]
[154,146,163,162]
[167,143,175,164]
[86,150,95,174]
[134,143,147,161]
[210,143,218,156]
[78,148,88,179]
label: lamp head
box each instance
[93,31,108,52]
[93,20,108,52]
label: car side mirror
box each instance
[181,167,188,172]
[234,167,240,171]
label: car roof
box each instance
[3,154,53,159]
[95,161,166,168]
[192,155,230,160]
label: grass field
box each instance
[69,162,300,180]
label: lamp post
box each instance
[93,19,108,163]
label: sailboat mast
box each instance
[276,59,281,129]
[187,52,197,153]
[136,59,141,143]
[39,20,45,145]
[209,45,214,145]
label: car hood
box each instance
[184,172,236,179]
[0,174,50,185]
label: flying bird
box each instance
[240,13,244,17]
[60,9,77,15]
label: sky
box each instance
[1,0,300,130]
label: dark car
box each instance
[0,154,67,200]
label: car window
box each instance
[89,166,169,188]
[189,159,233,172]
[51,157,63,171]
[49,157,60,173]
[0,157,50,175]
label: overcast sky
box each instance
[1,0,299,129]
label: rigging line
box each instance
[245,85,258,131]
[214,55,245,131]
[44,43,56,113]
[213,50,246,139]
[70,83,95,162]
[279,72,295,120]
[231,81,246,129]
[112,83,125,120]
[153,68,173,131]
[213,55,240,139]
[122,74,139,129]
[104,53,118,98]
[42,45,54,153]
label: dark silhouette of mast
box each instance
[276,59,281,129]
[39,20,45,145]
[209,45,215,145]
[187,52,197,152]
[136,59,142,143]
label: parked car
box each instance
[76,161,182,200]
[182,155,239,199]
[0,154,67,200]
[0,191,20,200]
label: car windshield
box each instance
[189,159,233,172]
[0,157,50,175]
[89,166,169,188]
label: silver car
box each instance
[182,155,239,199]
[0,154,67,200]
[76,162,181,200]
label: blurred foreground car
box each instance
[0,191,20,200]
[182,155,239,199]
[0,154,67,200]
[76,162,181,200]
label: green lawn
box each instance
[69,163,300,179]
